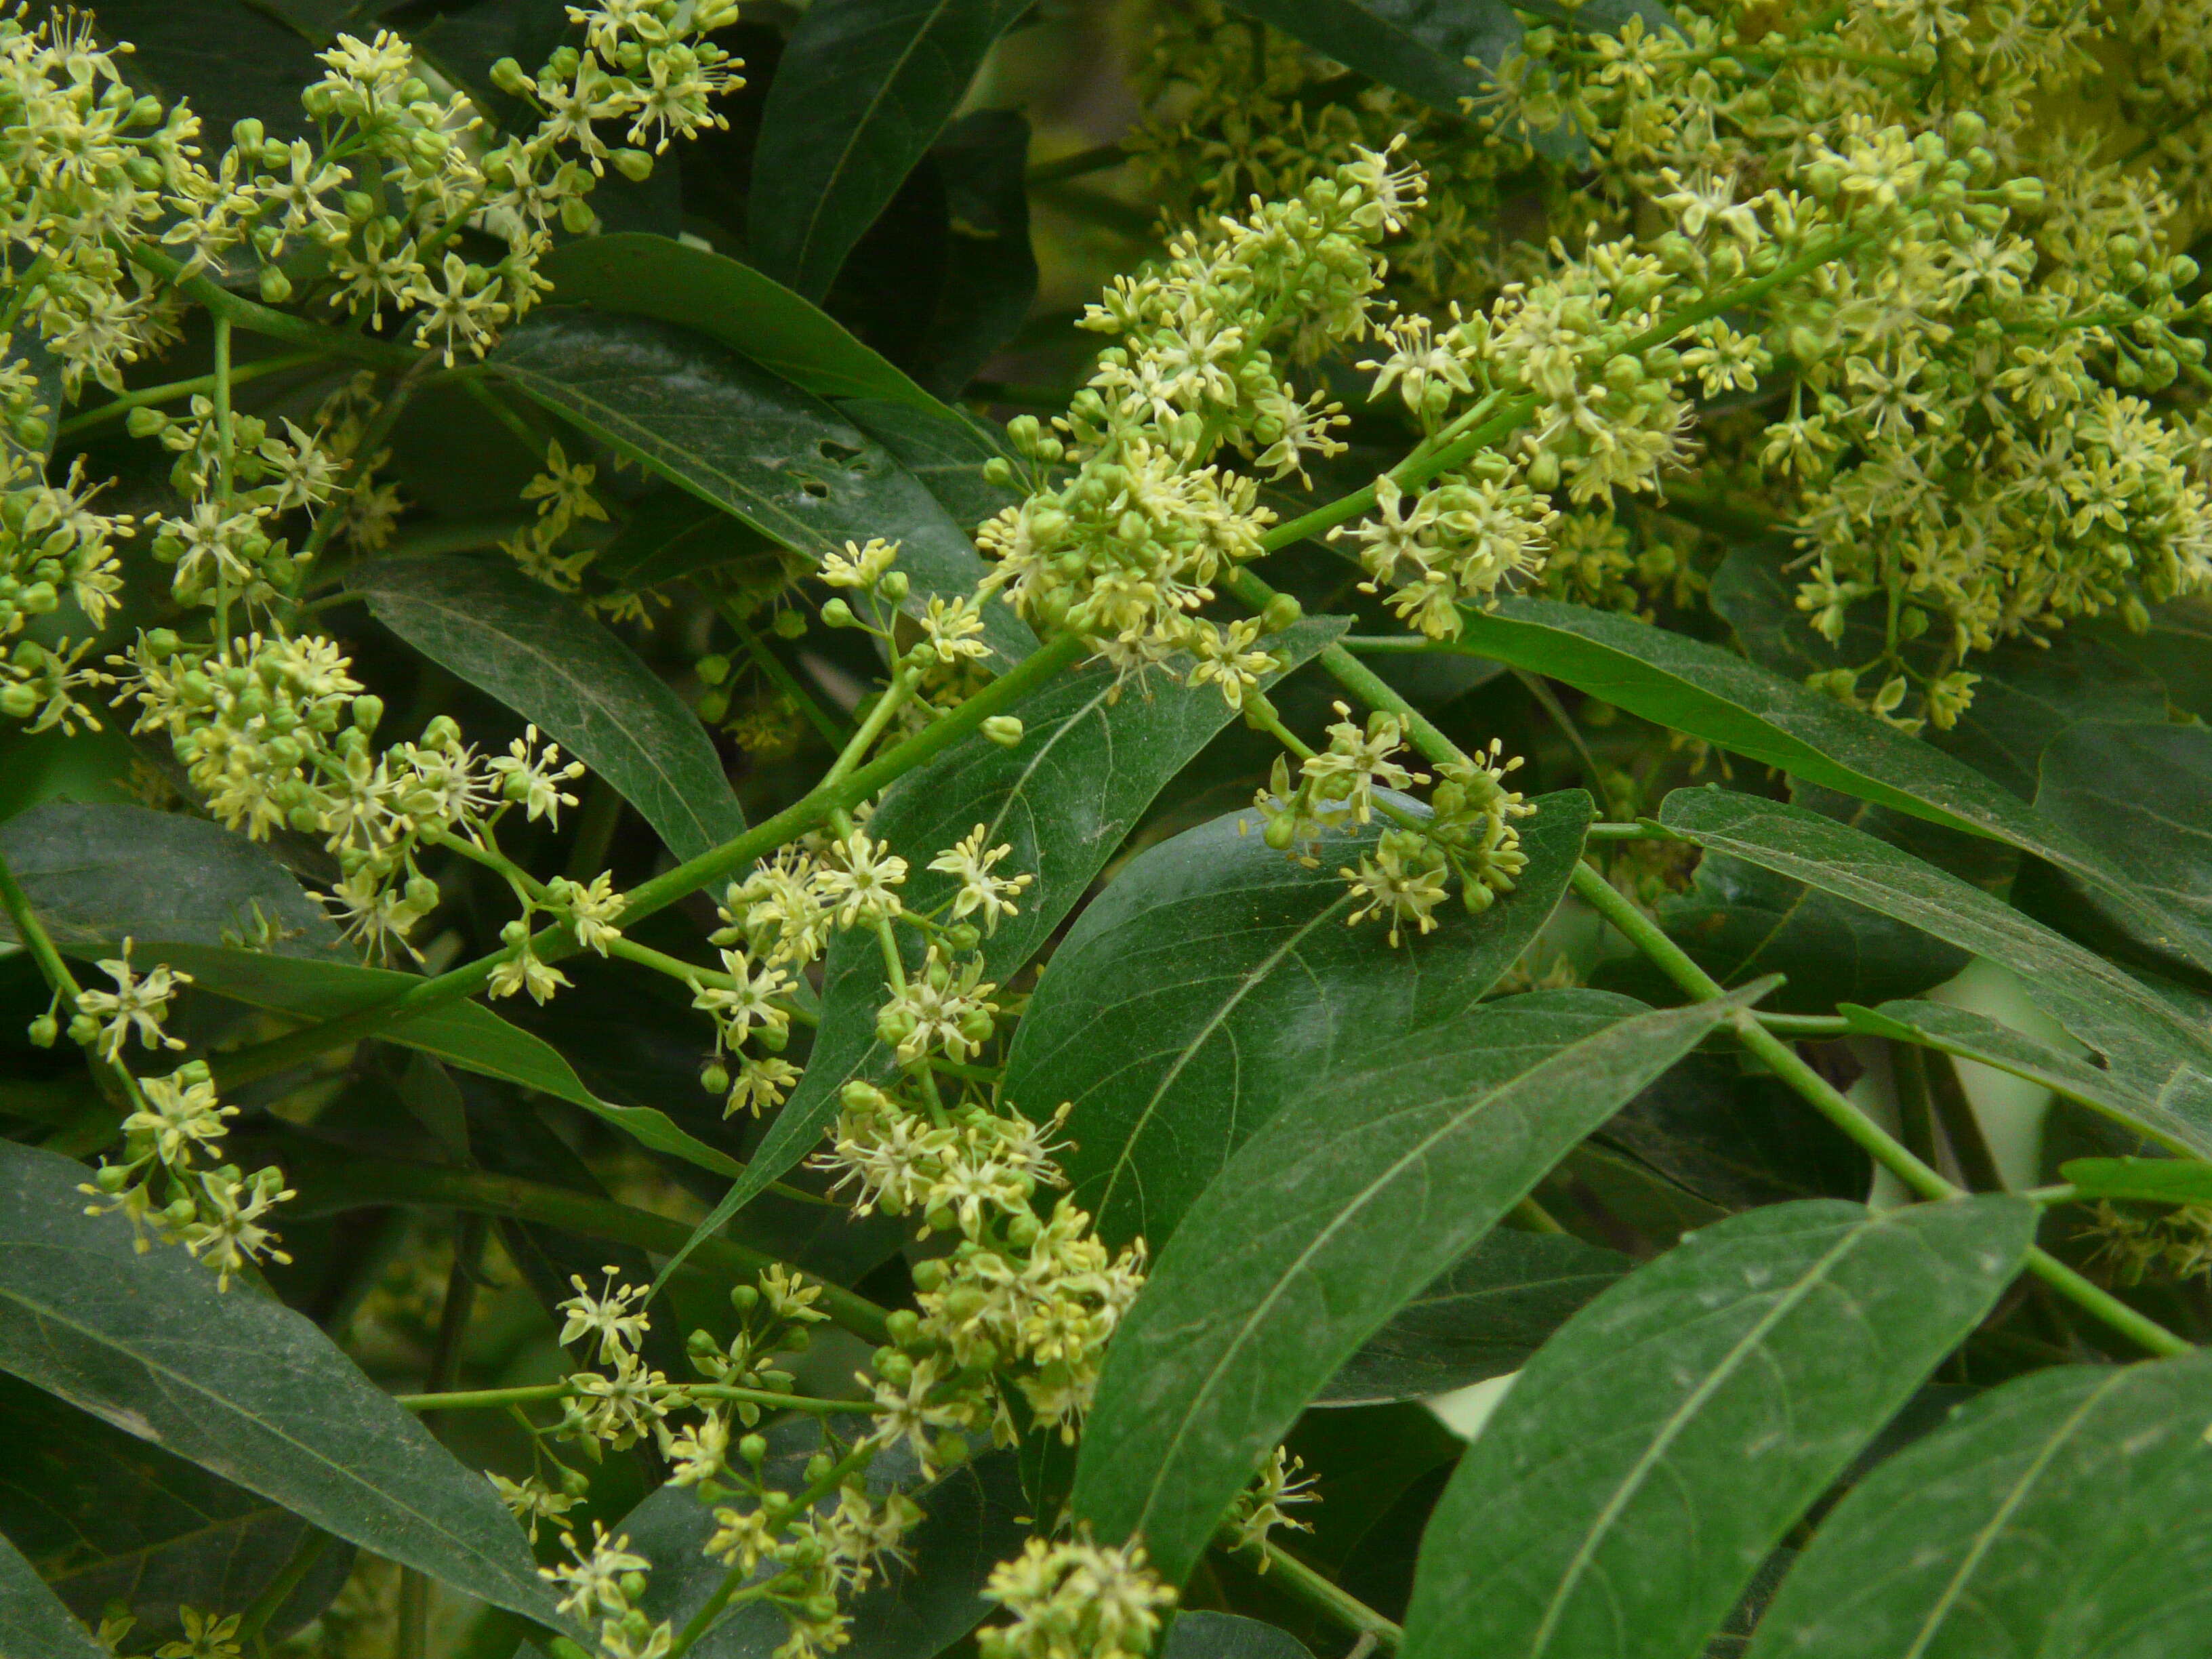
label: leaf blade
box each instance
[1401,1194,2039,1659]
[1071,988,1752,1583]
[0,1143,566,1632]
[0,1527,106,1659]
[747,0,1029,300]
[1007,792,1592,1250]
[349,556,743,861]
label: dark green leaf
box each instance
[167,943,745,1180]
[1839,999,2158,1128]
[912,111,1039,399]
[594,491,781,589]
[660,620,1347,1289]
[348,556,744,861]
[1746,1351,2212,1659]
[1008,791,1592,1251]
[533,234,945,410]
[0,1374,351,1646]
[1072,988,1752,1583]
[1659,789,2212,1155]
[0,1142,567,1631]
[0,802,339,959]
[1164,1612,1316,1659]
[2059,1156,2212,1205]
[0,1526,104,1659]
[2035,720,2212,974]
[1320,1229,1629,1407]
[1451,598,2212,975]
[1400,1195,2038,1659]
[1596,1054,1872,1212]
[839,397,1021,529]
[2093,596,2212,722]
[1221,1,1508,117]
[76,0,328,143]
[747,0,1029,301]
[493,310,1033,665]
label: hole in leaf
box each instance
[817,439,863,464]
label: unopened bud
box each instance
[611,149,655,184]
[878,569,909,602]
[257,264,293,304]
[981,715,1023,747]
[821,598,856,628]
[773,608,807,640]
[489,56,533,96]
[696,653,731,686]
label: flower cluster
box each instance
[113,626,587,963]
[975,144,1422,698]
[79,1056,294,1291]
[1252,705,1534,942]
[977,1533,1176,1659]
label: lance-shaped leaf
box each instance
[0,802,340,959]
[1401,1194,2037,1659]
[1449,598,2210,975]
[747,0,1029,302]
[1006,791,1593,1251]
[1072,988,1754,1583]
[2060,1156,2212,1205]
[0,1528,106,1659]
[1661,788,2212,1157]
[492,310,1031,665]
[534,233,945,409]
[173,945,745,1181]
[0,1374,352,1645]
[1746,1350,2212,1659]
[1320,1229,1629,1407]
[655,620,1346,1290]
[1839,999,2157,1128]
[348,556,743,862]
[0,1143,568,1632]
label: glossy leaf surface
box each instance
[1073,989,1750,1582]
[534,232,943,408]
[0,802,338,959]
[0,1143,565,1631]
[350,556,744,861]
[0,1526,104,1659]
[493,310,1031,665]
[747,0,1029,300]
[2035,719,2212,972]
[1008,791,1592,1250]
[0,1374,350,1645]
[1401,1195,2037,1659]
[1453,598,2210,974]
[1748,1350,2212,1658]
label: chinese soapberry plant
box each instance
[1,3,2211,1659]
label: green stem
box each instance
[233,1530,335,1646]
[125,240,418,369]
[1221,1536,1402,1650]
[268,1142,893,1344]
[56,350,327,438]
[394,1380,861,1414]
[1514,668,1617,818]
[0,846,147,1113]
[209,634,1086,1089]
[1570,863,2191,1358]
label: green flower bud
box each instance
[981,715,1024,747]
[1259,593,1303,633]
[821,598,856,628]
[257,264,293,304]
[611,149,655,183]
[773,608,807,640]
[489,56,533,96]
[878,569,909,602]
[696,653,731,686]
[26,1012,57,1047]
